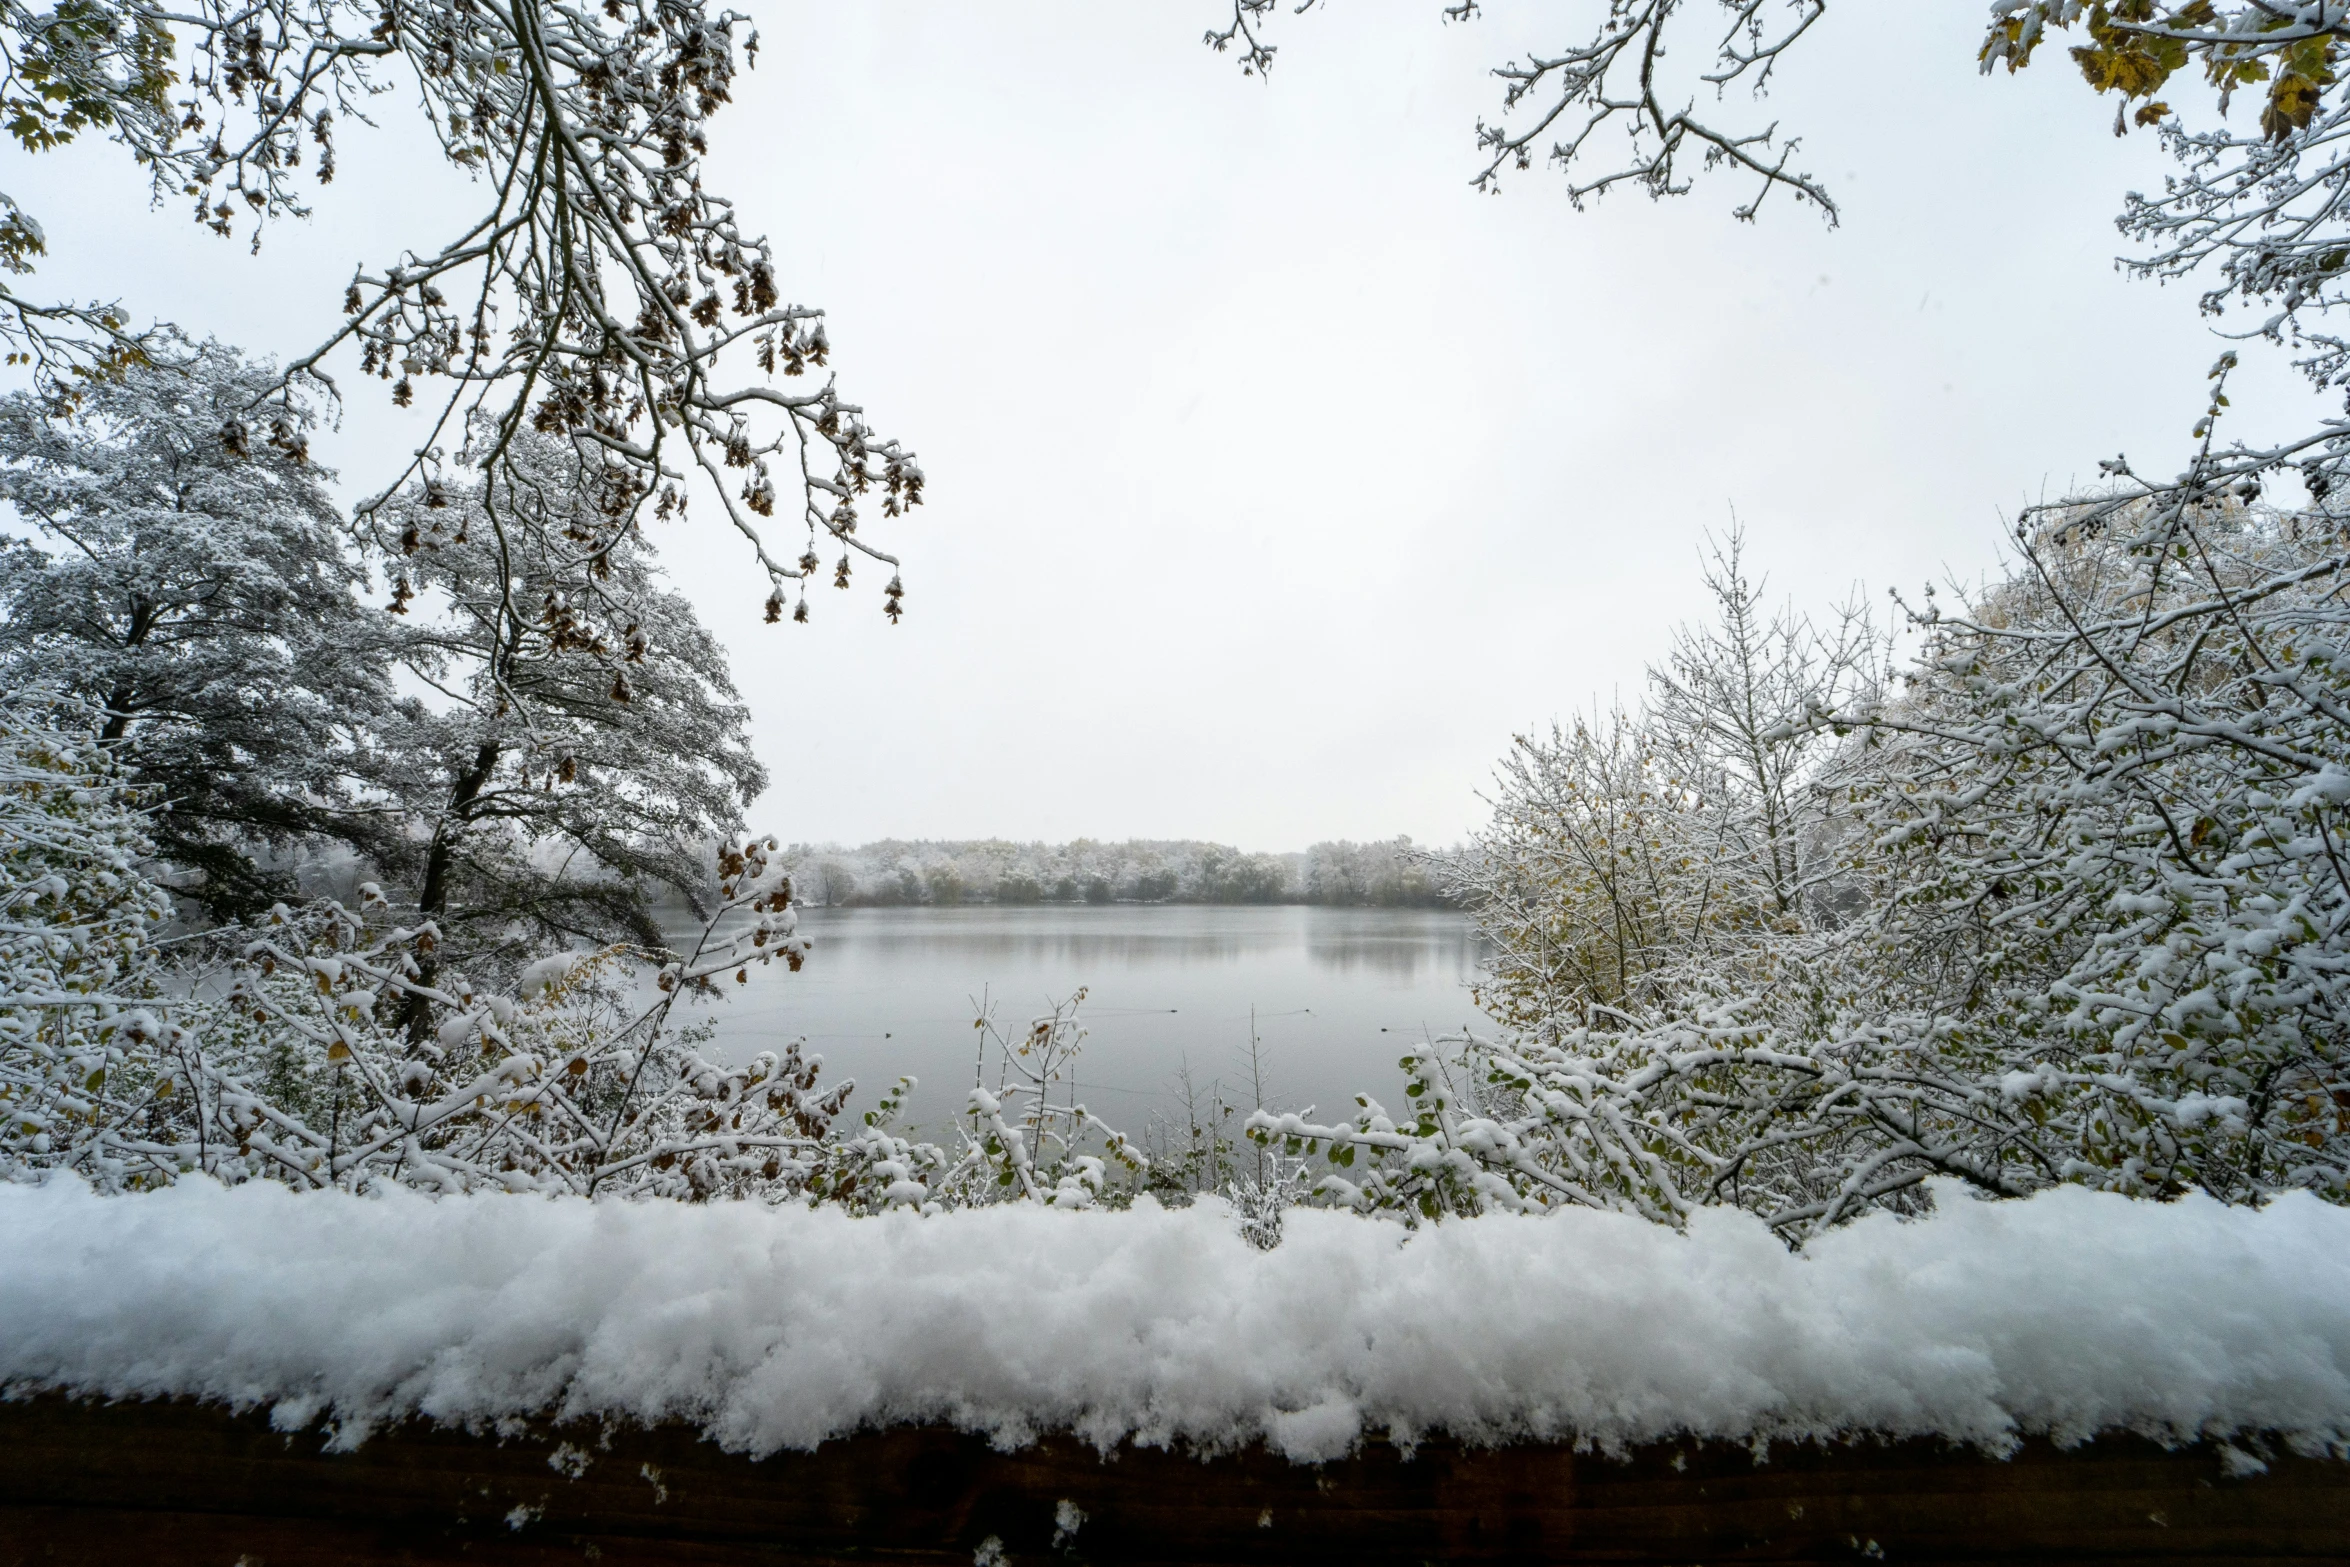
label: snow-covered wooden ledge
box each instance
[3,1178,2348,1562]
[5,1396,2348,1565]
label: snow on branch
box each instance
[1209,1,1835,220]
[0,0,921,625]
[1287,505,2350,1239]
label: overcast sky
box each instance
[3,1,2321,849]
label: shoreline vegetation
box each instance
[772,838,1457,910]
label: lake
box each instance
[673,905,1494,1138]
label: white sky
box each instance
[2,1,2321,849]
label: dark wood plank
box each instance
[1,1395,2343,1565]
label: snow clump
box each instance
[1,1176,2344,1462]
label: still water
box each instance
[677,906,1493,1136]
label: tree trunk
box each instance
[401,738,502,1044]
[97,688,134,745]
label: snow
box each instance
[2,1177,2346,1462]
[516,952,583,997]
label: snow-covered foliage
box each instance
[2,762,852,1199]
[4,1175,2345,1460]
[1131,1026,1310,1237]
[0,694,182,1187]
[1835,501,2350,1209]
[810,988,1152,1216]
[0,737,1153,1208]
[183,851,834,1199]
[363,427,765,970]
[953,990,1145,1208]
[1257,507,2350,1237]
[0,342,406,918]
[782,837,1449,907]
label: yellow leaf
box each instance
[2264,73,2325,141]
[2072,42,2177,98]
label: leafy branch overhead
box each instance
[0,0,921,636]
[1972,4,2350,543]
[1982,2,2345,138]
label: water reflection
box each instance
[673,906,1493,1132]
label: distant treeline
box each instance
[776,838,1456,909]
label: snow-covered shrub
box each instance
[804,989,1154,1214]
[1135,1029,1301,1223]
[949,989,1146,1208]
[4,810,871,1202]
[1845,501,2350,1205]
[3,774,1158,1212]
[0,694,187,1190]
[181,837,846,1197]
[1450,537,1879,1040]
[1258,507,2350,1237]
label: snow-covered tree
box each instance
[2,768,1163,1208]
[0,340,406,917]
[1300,839,1450,907]
[362,427,764,976]
[768,836,1453,909]
[4,778,873,1202]
[1448,537,1877,1040]
[0,697,1171,1208]
[1254,511,2350,1237]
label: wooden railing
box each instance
[3,1394,2345,1564]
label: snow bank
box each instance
[3,1177,2346,1461]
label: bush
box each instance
[1255,514,2350,1238]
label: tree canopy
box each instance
[366,425,764,968]
[0,339,405,917]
